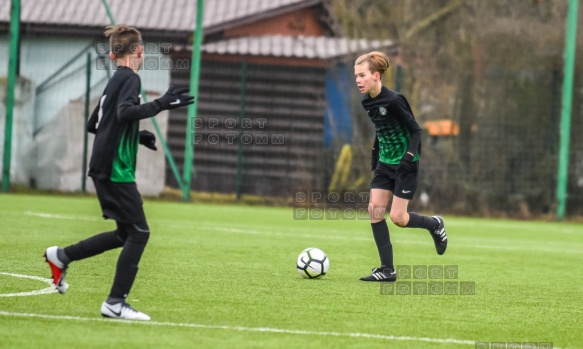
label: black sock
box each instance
[57,248,71,265]
[406,212,438,231]
[106,297,125,305]
[63,231,126,262]
[108,232,149,300]
[371,219,394,270]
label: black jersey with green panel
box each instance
[87,66,164,182]
[361,86,422,165]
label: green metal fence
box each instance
[1,0,582,219]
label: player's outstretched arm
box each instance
[118,77,195,123]
[155,86,195,110]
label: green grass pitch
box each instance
[0,194,581,349]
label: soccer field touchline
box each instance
[203,227,582,254]
[10,210,582,254]
[13,209,581,235]
[20,210,99,221]
[0,310,480,347]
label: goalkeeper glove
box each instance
[156,86,195,110]
[139,130,157,151]
[396,152,416,176]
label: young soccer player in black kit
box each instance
[44,25,194,320]
[354,52,448,282]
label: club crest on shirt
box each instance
[379,107,387,115]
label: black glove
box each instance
[371,135,380,171]
[139,130,157,151]
[156,86,195,110]
[396,152,415,176]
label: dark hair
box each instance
[104,25,142,58]
[355,51,390,77]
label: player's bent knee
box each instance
[390,212,407,227]
[128,231,150,245]
[125,221,150,245]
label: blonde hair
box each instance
[104,25,142,58]
[355,51,390,78]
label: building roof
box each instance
[194,35,398,59]
[0,0,392,60]
[0,0,326,34]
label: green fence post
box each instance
[2,0,20,193]
[82,53,91,192]
[182,0,205,202]
[101,0,116,25]
[235,60,248,201]
[100,0,185,193]
[395,64,403,92]
[556,0,579,220]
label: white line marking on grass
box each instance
[22,211,98,221]
[0,273,57,297]
[196,226,583,254]
[218,227,373,241]
[0,311,477,347]
[15,211,583,254]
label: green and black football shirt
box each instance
[87,66,163,182]
[361,86,422,165]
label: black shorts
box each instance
[370,162,419,200]
[92,178,146,223]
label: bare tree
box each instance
[331,0,580,216]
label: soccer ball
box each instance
[296,247,329,279]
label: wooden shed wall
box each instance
[167,60,328,197]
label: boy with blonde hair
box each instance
[354,51,447,282]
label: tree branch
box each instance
[403,0,464,40]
